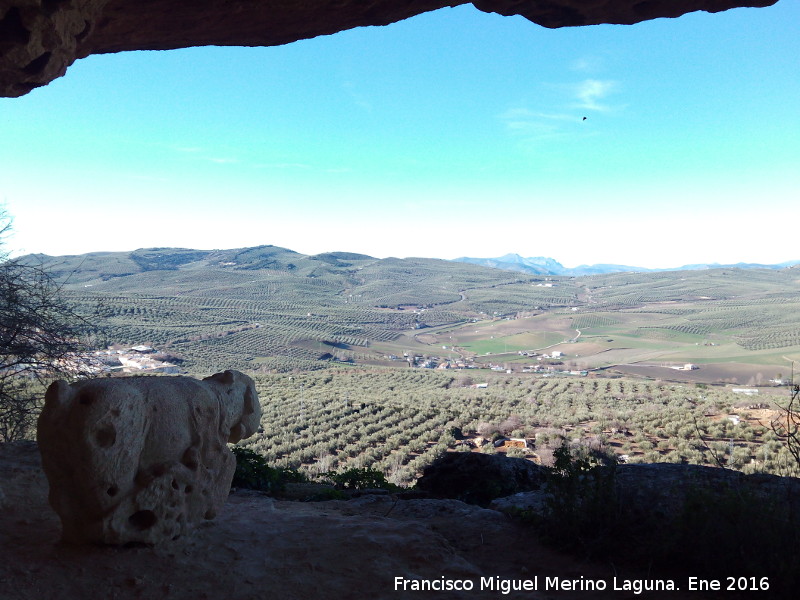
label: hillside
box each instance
[17,246,800,378]
[21,246,560,372]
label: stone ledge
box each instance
[0,0,779,97]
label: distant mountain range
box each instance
[17,246,800,287]
[452,253,800,276]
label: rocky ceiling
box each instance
[0,0,778,98]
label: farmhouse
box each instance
[118,355,180,374]
[500,438,529,450]
[129,345,154,353]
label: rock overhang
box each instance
[0,0,780,98]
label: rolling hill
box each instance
[15,246,800,378]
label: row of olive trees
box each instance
[240,367,800,481]
[0,209,101,441]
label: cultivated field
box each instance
[20,247,800,482]
[242,368,800,484]
[37,247,798,385]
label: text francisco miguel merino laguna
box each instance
[395,575,682,595]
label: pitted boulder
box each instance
[36,369,260,545]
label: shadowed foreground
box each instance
[0,441,716,600]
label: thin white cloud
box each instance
[169,145,242,166]
[126,174,169,183]
[172,146,204,154]
[570,56,604,73]
[255,162,312,170]
[497,108,583,139]
[504,119,558,136]
[342,81,372,112]
[497,107,532,120]
[572,79,618,112]
[251,162,349,173]
[498,78,621,143]
[499,108,583,123]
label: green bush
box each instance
[230,446,306,493]
[326,467,396,491]
[534,442,618,555]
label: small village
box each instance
[384,349,588,376]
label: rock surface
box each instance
[0,0,778,97]
[0,441,711,600]
[490,462,800,515]
[36,369,260,545]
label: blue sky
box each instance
[1,1,798,268]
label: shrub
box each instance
[230,446,306,493]
[533,442,618,555]
[326,467,396,491]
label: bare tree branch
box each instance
[770,382,800,468]
[0,208,103,441]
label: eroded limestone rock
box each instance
[36,369,260,545]
[0,0,779,97]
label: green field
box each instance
[459,331,565,355]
